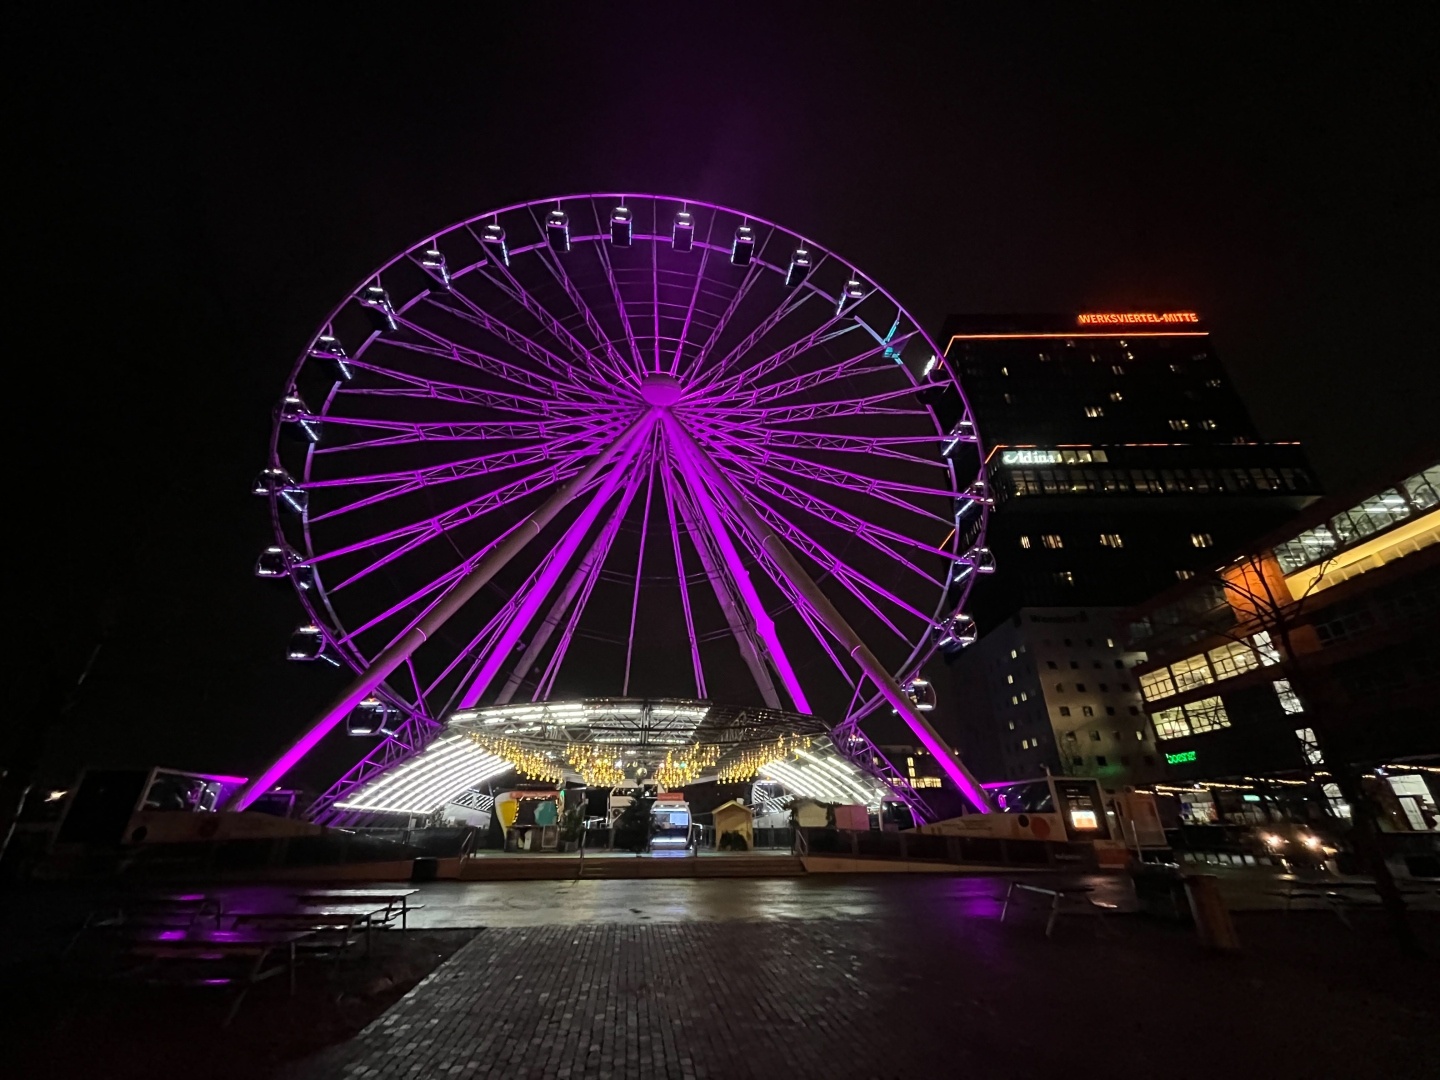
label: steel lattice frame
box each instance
[239,194,992,820]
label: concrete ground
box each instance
[283,873,1439,1080]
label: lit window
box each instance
[1171,654,1215,693]
[1190,532,1214,548]
[1109,391,1123,402]
[1295,727,1325,765]
[1208,639,1258,680]
[1021,738,1029,749]
[1169,419,1190,431]
[1054,571,1075,585]
[1253,630,1281,666]
[1001,366,1009,376]
[1135,730,1145,741]
[1169,363,1183,374]
[1038,351,1050,362]
[1152,705,1190,740]
[1273,679,1304,715]
[1041,534,1063,549]
[1011,695,1019,705]
[1019,535,1032,549]
[1106,638,1115,648]
[1201,419,1217,430]
[1064,731,1077,743]
[1020,691,1029,702]
[1003,393,1016,404]
[1008,720,1016,730]
[1082,706,1095,717]
[1085,406,1104,418]
[1088,729,1101,740]
[1205,378,1222,388]
[1009,648,1018,659]
[1006,674,1014,684]
[1175,569,1195,581]
[1112,365,1125,375]
[1099,533,1123,548]
[1184,696,1231,734]
[1139,669,1176,701]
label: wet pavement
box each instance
[282,875,1439,1080]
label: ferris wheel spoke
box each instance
[712,429,951,471]
[667,469,780,710]
[666,221,715,377]
[656,440,707,700]
[589,231,649,377]
[310,412,631,455]
[711,382,938,426]
[373,325,584,401]
[701,449,952,578]
[305,427,621,525]
[526,221,652,387]
[716,477,936,633]
[684,314,862,405]
[696,421,957,509]
[682,260,765,385]
[421,291,625,400]
[496,437,651,705]
[336,357,581,416]
[308,456,592,573]
[470,251,639,390]
[622,429,661,696]
[453,413,659,710]
[664,419,811,714]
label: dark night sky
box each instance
[14,5,1438,787]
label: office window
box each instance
[1201,419,1218,430]
[1041,534,1063,549]
[1010,648,1019,659]
[1205,378,1222,388]
[1000,366,1009,376]
[1129,707,1140,716]
[1008,720,1016,730]
[1254,630,1281,666]
[1169,363,1183,374]
[1020,738,1029,750]
[1208,639,1259,680]
[1171,653,1215,693]
[1076,683,1086,692]
[1006,674,1014,684]
[1135,730,1145,740]
[1054,571,1075,585]
[1072,756,1084,767]
[1106,706,1116,716]
[1070,661,1080,670]
[1055,683,1064,692]
[1274,679,1304,714]
[1106,638,1116,648]
[1152,705,1190,740]
[1003,393,1016,404]
[1176,569,1195,581]
[1139,668,1176,701]
[1190,532,1214,548]
[1047,660,1058,670]
[1082,706,1095,717]
[1020,692,1029,702]
[1085,406,1104,418]
[1112,364,1125,375]
[1169,419,1190,431]
[1109,391,1123,402]
[1038,352,1050,362]
[1088,729,1101,740]
[1099,683,1109,691]
[1184,696,1231,734]
[1019,535,1031,549]
[1059,706,1071,717]
[1099,533,1124,548]
[1010,695,1019,705]
[1096,756,1108,767]
[1064,731,1078,743]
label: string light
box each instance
[565,744,627,788]
[468,733,565,784]
[652,744,721,790]
[715,734,813,783]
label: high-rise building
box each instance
[933,311,1322,792]
[940,311,1322,629]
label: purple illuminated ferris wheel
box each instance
[241,194,994,818]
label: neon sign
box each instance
[1165,750,1197,765]
[1000,449,1062,465]
[1077,312,1200,325]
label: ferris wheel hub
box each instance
[638,372,684,407]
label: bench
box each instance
[120,927,313,1026]
[294,889,423,930]
[1000,879,1119,938]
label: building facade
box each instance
[1120,459,1439,827]
[942,607,1159,790]
[939,312,1321,628]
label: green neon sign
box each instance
[1166,750,1197,765]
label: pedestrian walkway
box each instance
[285,896,1439,1079]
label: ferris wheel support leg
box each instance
[662,413,993,813]
[232,412,652,812]
[665,421,809,715]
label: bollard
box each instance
[1184,874,1239,950]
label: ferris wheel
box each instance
[238,194,993,818]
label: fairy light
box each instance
[468,733,565,784]
[715,733,813,783]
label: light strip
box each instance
[354,739,474,806]
[945,331,1208,349]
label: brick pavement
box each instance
[284,906,1439,1080]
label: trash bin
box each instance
[411,856,439,883]
[1183,873,1239,950]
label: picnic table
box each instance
[1000,878,1118,938]
[123,927,313,1025]
[294,888,422,929]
